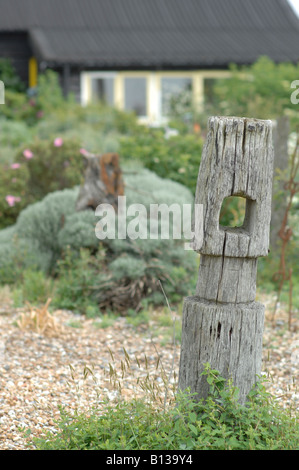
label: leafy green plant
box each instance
[92,313,118,328]
[0,164,198,312]
[17,268,53,305]
[31,363,299,450]
[15,187,79,263]
[0,161,29,228]
[119,127,203,194]
[0,136,85,229]
[0,231,52,285]
[15,137,84,200]
[211,56,299,129]
[0,58,25,92]
[0,89,42,126]
[0,59,41,125]
[34,80,139,153]
[52,247,104,314]
[35,70,66,114]
[126,309,150,328]
[0,188,78,282]
[0,119,35,159]
[0,68,66,126]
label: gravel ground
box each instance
[0,293,298,450]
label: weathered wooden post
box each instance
[76,152,124,211]
[178,116,274,405]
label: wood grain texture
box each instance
[178,296,265,405]
[196,255,257,303]
[195,116,274,258]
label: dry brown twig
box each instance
[272,133,299,330]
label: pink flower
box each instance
[23,149,33,159]
[5,195,15,207]
[54,137,63,147]
[5,195,21,207]
[79,148,89,156]
[10,163,20,169]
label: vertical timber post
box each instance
[178,116,274,405]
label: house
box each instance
[0,0,299,123]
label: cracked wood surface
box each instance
[178,296,265,405]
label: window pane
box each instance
[161,77,192,116]
[124,78,147,116]
[91,77,114,106]
[204,78,217,107]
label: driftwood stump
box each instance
[76,152,124,211]
[178,116,274,404]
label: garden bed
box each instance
[0,292,298,450]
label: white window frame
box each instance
[80,71,117,106]
[120,72,150,121]
[157,71,196,121]
[80,70,231,124]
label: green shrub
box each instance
[15,187,79,263]
[16,268,53,305]
[0,89,41,125]
[0,101,140,230]
[211,56,299,129]
[119,128,203,194]
[35,70,65,114]
[0,231,52,285]
[109,256,148,281]
[0,165,198,311]
[53,167,198,311]
[0,188,79,283]
[0,118,34,157]
[15,137,84,200]
[0,59,37,125]
[52,247,103,314]
[0,58,25,93]
[0,68,65,126]
[32,364,299,450]
[34,88,139,153]
[35,69,138,135]
[0,161,29,228]
[57,210,99,252]
[0,136,84,229]
[93,166,198,310]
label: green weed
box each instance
[31,363,299,450]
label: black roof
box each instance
[0,0,299,68]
